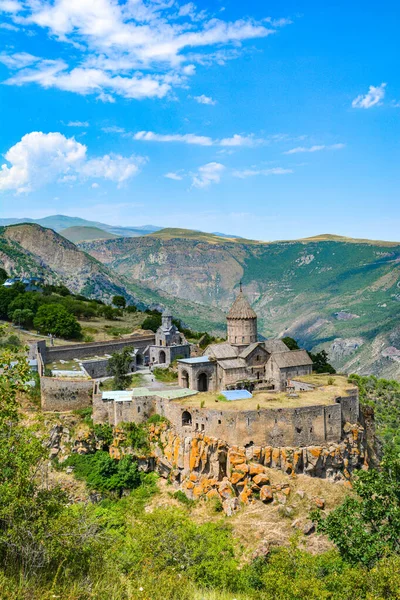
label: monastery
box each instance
[178,286,313,392]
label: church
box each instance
[177,287,313,392]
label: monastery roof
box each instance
[217,358,248,370]
[206,342,238,359]
[272,350,313,369]
[264,339,290,353]
[178,356,211,364]
[227,291,257,320]
[162,308,173,317]
[239,342,264,359]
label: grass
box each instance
[153,366,178,383]
[175,376,355,411]
[100,373,145,391]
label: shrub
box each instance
[112,295,126,309]
[63,451,142,495]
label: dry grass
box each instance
[149,474,351,558]
[79,312,146,342]
[175,376,355,411]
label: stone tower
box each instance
[161,308,173,330]
[226,285,257,347]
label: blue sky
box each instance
[0,0,399,241]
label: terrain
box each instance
[0,222,399,378]
[60,226,119,243]
[80,229,400,379]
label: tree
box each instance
[107,346,134,389]
[0,267,8,283]
[282,336,300,350]
[314,450,400,567]
[11,308,34,328]
[309,350,336,374]
[33,304,82,339]
[142,313,162,332]
[112,295,126,309]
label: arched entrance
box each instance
[136,353,144,366]
[159,350,166,364]
[182,411,192,426]
[181,369,189,388]
[197,372,208,392]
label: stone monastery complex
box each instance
[177,287,313,393]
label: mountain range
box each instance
[0,221,399,379]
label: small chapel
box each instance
[149,308,191,366]
[177,286,312,392]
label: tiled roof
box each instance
[206,343,238,359]
[264,339,290,353]
[272,350,313,369]
[227,291,257,320]
[239,342,264,359]
[218,358,248,370]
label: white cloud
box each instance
[67,120,89,127]
[4,59,171,101]
[133,131,213,145]
[165,172,183,181]
[0,0,21,12]
[284,143,345,155]
[102,126,126,133]
[352,83,386,109]
[232,167,293,178]
[0,52,39,69]
[194,94,216,105]
[0,22,19,30]
[192,162,225,188]
[219,134,263,147]
[0,131,145,193]
[133,130,263,147]
[91,182,99,188]
[0,1,288,101]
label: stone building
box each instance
[178,288,313,392]
[149,309,190,366]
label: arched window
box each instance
[182,411,192,426]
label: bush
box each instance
[63,451,143,495]
[112,295,126,309]
[142,314,162,332]
[126,304,138,313]
[33,304,82,339]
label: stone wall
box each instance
[41,376,95,411]
[40,334,154,363]
[94,389,358,448]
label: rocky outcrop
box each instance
[147,421,368,515]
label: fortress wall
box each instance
[81,358,110,378]
[154,400,343,447]
[43,335,154,363]
[337,392,359,424]
[41,376,94,411]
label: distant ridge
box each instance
[60,226,118,243]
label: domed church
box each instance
[178,286,313,392]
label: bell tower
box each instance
[226,283,257,347]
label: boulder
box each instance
[223,497,239,517]
[303,521,315,535]
[252,473,270,486]
[260,485,273,503]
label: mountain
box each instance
[0,224,224,331]
[79,228,400,379]
[60,226,119,243]
[0,215,162,238]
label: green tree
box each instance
[107,346,134,389]
[0,267,8,283]
[33,304,82,339]
[314,450,400,567]
[11,308,34,328]
[309,349,336,374]
[282,336,300,350]
[112,295,126,309]
[142,313,162,332]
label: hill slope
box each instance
[80,230,400,379]
[60,226,118,243]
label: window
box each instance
[218,419,221,425]
[201,424,205,431]
[182,411,192,426]
[137,406,141,413]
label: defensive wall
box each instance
[35,334,155,363]
[41,376,98,411]
[93,389,359,448]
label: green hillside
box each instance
[81,232,400,379]
[60,226,118,243]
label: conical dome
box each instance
[227,291,257,320]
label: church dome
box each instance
[227,290,257,320]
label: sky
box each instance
[0,0,399,241]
